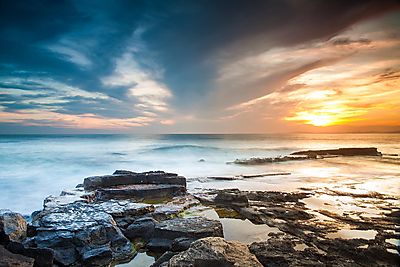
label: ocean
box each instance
[0,133,399,215]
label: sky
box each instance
[0,0,399,134]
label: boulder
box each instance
[83,171,186,190]
[169,237,263,267]
[0,209,27,243]
[0,245,34,267]
[29,202,136,266]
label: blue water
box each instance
[1,133,399,214]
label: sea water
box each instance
[0,133,399,215]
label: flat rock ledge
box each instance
[232,147,382,165]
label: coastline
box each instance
[1,148,399,266]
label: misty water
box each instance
[0,133,399,215]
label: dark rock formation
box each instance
[291,147,381,157]
[124,217,156,240]
[154,217,223,240]
[0,245,34,267]
[169,237,263,267]
[0,209,27,243]
[249,239,325,266]
[232,147,382,165]
[29,201,136,266]
[95,184,185,201]
[147,217,223,252]
[214,189,249,207]
[83,171,186,190]
[6,241,54,267]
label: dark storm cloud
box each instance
[0,0,398,132]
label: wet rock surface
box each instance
[169,237,263,267]
[2,169,399,266]
[29,201,135,266]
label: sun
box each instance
[285,111,336,127]
[303,114,333,126]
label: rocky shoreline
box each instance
[1,168,399,266]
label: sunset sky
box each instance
[0,0,399,133]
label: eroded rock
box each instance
[0,209,27,243]
[169,237,263,267]
[30,202,135,266]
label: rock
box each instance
[291,147,381,157]
[214,189,249,207]
[146,238,173,251]
[95,184,186,201]
[171,237,194,252]
[231,155,308,165]
[154,217,223,241]
[81,246,113,267]
[124,217,156,240]
[29,202,135,266]
[152,195,200,221]
[169,237,263,267]
[0,209,27,244]
[0,245,34,267]
[83,171,186,190]
[249,240,325,266]
[151,251,178,267]
[6,241,54,267]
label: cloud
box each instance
[0,0,399,132]
[47,44,92,67]
[102,52,172,114]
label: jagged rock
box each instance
[95,184,186,201]
[0,245,34,267]
[124,217,156,240]
[169,237,263,267]
[6,241,54,267]
[291,147,381,157]
[0,209,27,243]
[154,217,223,240]
[83,171,186,190]
[29,202,136,266]
[214,189,249,207]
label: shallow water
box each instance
[326,229,378,240]
[0,133,399,214]
[198,208,281,244]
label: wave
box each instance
[145,144,222,153]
